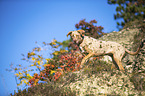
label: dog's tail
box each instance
[125,39,145,55]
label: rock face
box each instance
[67,27,145,96]
[99,28,139,48]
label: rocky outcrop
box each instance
[66,27,145,95]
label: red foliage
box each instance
[28,50,83,86]
[59,51,83,72]
[75,19,105,39]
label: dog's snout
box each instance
[73,40,77,43]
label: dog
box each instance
[67,30,144,71]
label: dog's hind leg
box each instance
[112,55,124,71]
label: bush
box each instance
[11,83,76,96]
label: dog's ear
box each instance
[77,30,85,34]
[78,30,85,36]
[67,31,72,37]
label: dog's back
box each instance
[80,36,125,60]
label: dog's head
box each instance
[67,30,85,44]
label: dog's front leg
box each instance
[79,46,85,53]
[80,53,94,68]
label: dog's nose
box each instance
[73,40,77,43]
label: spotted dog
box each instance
[67,30,144,71]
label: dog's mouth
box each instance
[73,39,83,45]
[73,40,78,43]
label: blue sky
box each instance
[0,0,118,95]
